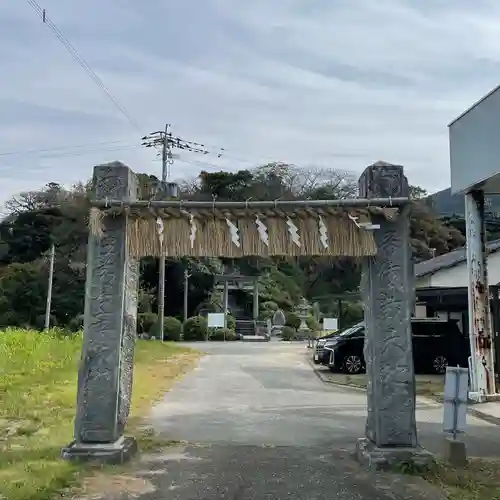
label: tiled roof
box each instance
[414,239,500,277]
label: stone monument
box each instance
[355,161,433,470]
[61,162,139,464]
[271,309,286,337]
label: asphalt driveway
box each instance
[149,342,500,457]
[94,341,500,499]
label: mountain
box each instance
[428,188,500,217]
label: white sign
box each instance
[323,317,338,332]
[443,366,469,436]
[207,313,225,328]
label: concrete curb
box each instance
[306,354,500,427]
[306,356,367,393]
[468,408,500,427]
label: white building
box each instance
[415,239,500,289]
[413,239,500,336]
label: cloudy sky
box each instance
[2,0,500,207]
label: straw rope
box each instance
[88,204,403,257]
[88,205,387,258]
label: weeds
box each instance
[0,328,200,500]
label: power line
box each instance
[0,145,141,163]
[26,0,141,131]
[0,139,137,157]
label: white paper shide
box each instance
[156,217,164,244]
[255,217,269,247]
[189,213,197,249]
[318,216,329,249]
[286,217,301,247]
[226,218,241,248]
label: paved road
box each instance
[148,342,500,458]
[106,341,491,499]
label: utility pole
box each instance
[184,268,191,323]
[158,124,170,341]
[141,125,221,339]
[142,124,173,341]
[44,243,55,330]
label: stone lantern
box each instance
[296,297,311,342]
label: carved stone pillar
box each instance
[62,162,139,464]
[356,161,432,470]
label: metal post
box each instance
[465,190,496,400]
[44,243,55,330]
[338,299,343,331]
[223,279,229,327]
[183,269,190,323]
[453,365,459,441]
[158,248,165,342]
[253,280,259,320]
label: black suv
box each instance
[320,319,469,375]
[313,332,341,365]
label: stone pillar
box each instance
[355,161,432,470]
[253,280,259,320]
[62,162,139,464]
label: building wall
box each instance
[415,251,500,288]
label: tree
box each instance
[0,208,61,264]
[0,262,46,326]
[409,185,428,200]
[4,182,68,215]
[0,165,466,330]
[198,170,254,200]
[409,192,465,262]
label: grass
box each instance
[318,371,445,398]
[422,459,500,499]
[0,328,201,500]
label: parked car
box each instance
[313,327,356,365]
[320,318,469,375]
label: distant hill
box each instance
[428,188,500,217]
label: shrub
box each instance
[34,314,58,331]
[261,300,278,312]
[68,314,84,332]
[47,326,73,338]
[282,326,296,341]
[286,312,301,329]
[226,329,237,341]
[138,312,158,334]
[226,314,236,331]
[0,310,20,328]
[163,316,182,341]
[209,327,236,341]
[260,301,279,320]
[183,315,208,341]
[306,315,321,332]
[148,316,182,341]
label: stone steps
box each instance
[241,335,269,342]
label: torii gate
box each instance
[61,160,431,470]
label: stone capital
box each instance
[358,161,409,199]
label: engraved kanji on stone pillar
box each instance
[62,162,139,464]
[356,161,428,470]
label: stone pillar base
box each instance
[61,436,137,465]
[355,438,435,471]
[442,437,467,467]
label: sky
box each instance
[2,0,500,208]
